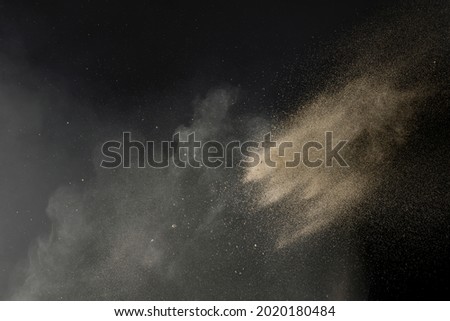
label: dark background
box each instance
[0,1,448,300]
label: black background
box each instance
[0,0,449,300]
